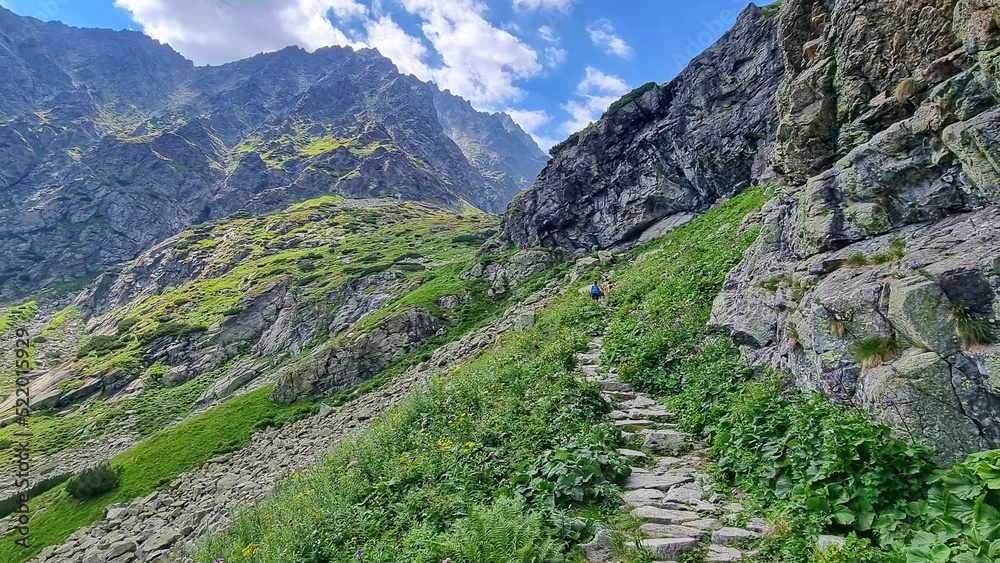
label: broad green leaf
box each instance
[906,543,950,563]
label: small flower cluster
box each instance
[881,394,901,407]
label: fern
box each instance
[433,497,566,562]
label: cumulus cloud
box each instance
[114,0,366,63]
[560,66,628,135]
[586,19,632,59]
[504,108,559,149]
[512,0,572,11]
[399,0,541,107]
[115,0,542,109]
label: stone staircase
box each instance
[576,335,764,563]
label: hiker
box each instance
[591,281,603,301]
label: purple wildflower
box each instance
[443,559,453,563]
[486,451,496,461]
[355,548,364,560]
[908,260,922,270]
[346,460,358,470]
[421,419,428,430]
[881,394,901,407]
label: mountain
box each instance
[494,0,1000,463]
[492,4,785,251]
[0,6,544,303]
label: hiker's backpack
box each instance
[591,284,601,295]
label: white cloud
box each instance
[538,25,556,43]
[400,0,541,107]
[115,0,368,64]
[364,15,433,79]
[586,19,632,59]
[505,108,553,149]
[115,0,543,109]
[559,66,628,135]
[505,108,550,133]
[512,0,572,11]
[536,25,565,67]
[577,66,627,95]
[543,46,566,67]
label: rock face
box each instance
[432,87,549,211]
[710,0,1000,463]
[493,4,784,251]
[270,308,441,402]
[0,6,544,302]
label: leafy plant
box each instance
[512,426,631,509]
[431,497,567,563]
[854,336,902,369]
[951,303,993,349]
[66,463,121,500]
[905,450,1000,562]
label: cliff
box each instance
[493,4,785,251]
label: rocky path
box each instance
[576,335,765,563]
[23,282,563,563]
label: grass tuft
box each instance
[854,336,902,369]
[950,303,993,349]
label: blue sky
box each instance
[1,0,756,149]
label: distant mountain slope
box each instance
[0,7,544,302]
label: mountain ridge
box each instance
[0,6,545,303]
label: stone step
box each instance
[619,395,656,409]
[613,419,654,427]
[623,488,664,508]
[632,506,701,525]
[629,405,674,420]
[642,429,688,452]
[595,380,633,393]
[624,472,693,492]
[711,527,760,546]
[639,537,699,560]
[641,523,708,540]
[618,447,648,459]
[605,391,636,401]
[706,545,745,561]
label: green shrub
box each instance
[548,131,582,157]
[854,336,902,368]
[66,463,121,500]
[76,335,126,357]
[137,322,208,344]
[762,0,783,17]
[512,424,630,509]
[603,82,658,119]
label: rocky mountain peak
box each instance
[493,2,784,252]
[0,8,546,302]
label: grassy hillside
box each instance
[0,197,518,466]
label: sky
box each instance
[0,0,757,150]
